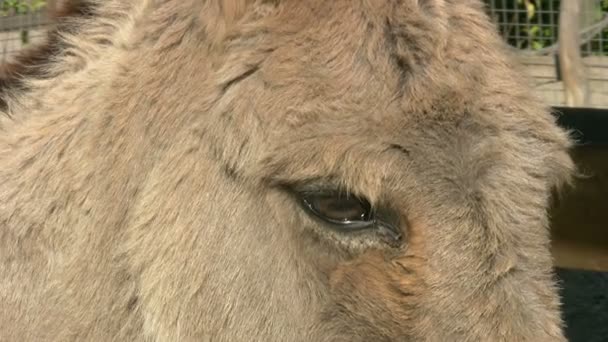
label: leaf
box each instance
[524,0,536,20]
[17,2,31,15]
[528,25,540,37]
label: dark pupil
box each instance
[309,194,370,222]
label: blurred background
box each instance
[487,0,608,108]
[0,1,606,341]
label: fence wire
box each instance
[0,0,51,62]
[485,0,608,55]
[484,0,608,108]
[487,0,561,52]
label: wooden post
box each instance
[558,0,590,107]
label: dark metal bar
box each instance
[552,106,608,145]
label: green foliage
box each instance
[0,0,46,16]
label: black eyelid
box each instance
[295,188,403,245]
[300,195,375,227]
[298,189,356,199]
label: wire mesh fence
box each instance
[484,0,608,108]
[486,0,562,52]
[485,0,608,55]
[0,0,50,62]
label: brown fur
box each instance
[0,0,575,341]
[0,0,88,110]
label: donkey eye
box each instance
[300,192,374,229]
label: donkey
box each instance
[0,0,574,341]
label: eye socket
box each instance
[300,192,375,229]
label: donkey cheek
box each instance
[328,251,423,322]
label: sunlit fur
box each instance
[0,1,574,341]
